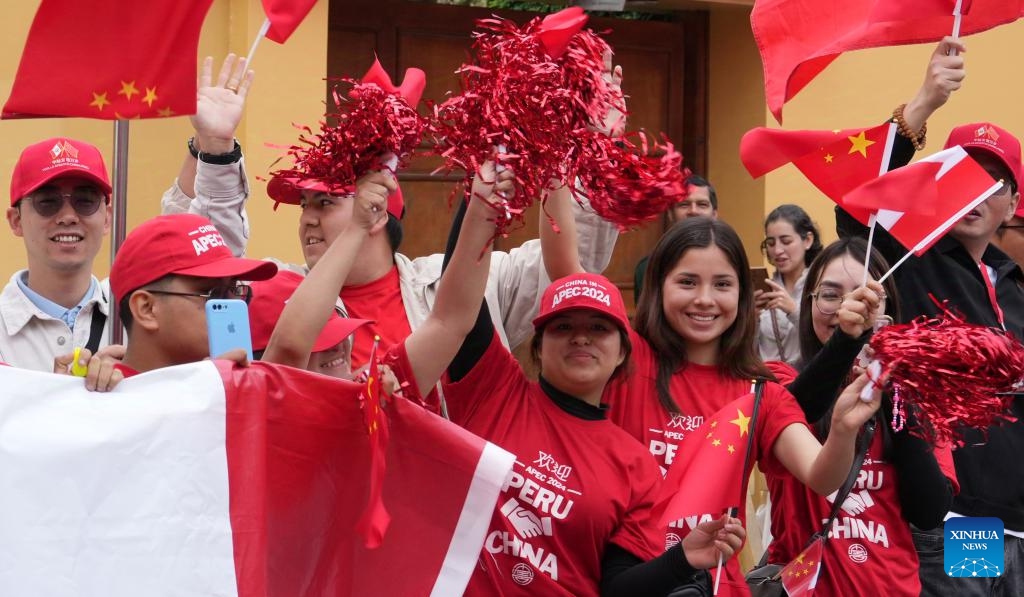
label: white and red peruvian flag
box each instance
[0,361,514,596]
[843,145,1003,256]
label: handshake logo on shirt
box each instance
[501,498,554,539]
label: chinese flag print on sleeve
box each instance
[3,0,215,119]
[0,361,514,597]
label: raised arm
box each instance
[772,373,882,496]
[541,180,586,281]
[404,162,513,397]
[161,54,254,256]
[263,172,393,368]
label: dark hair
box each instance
[764,204,823,267]
[635,217,772,414]
[797,237,901,365]
[529,320,633,383]
[385,213,404,252]
[684,174,718,210]
[797,237,902,453]
[965,148,1019,195]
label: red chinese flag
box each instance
[752,0,1024,123]
[741,122,897,224]
[844,146,1002,255]
[3,0,214,120]
[262,0,320,44]
[655,390,756,525]
[356,337,391,548]
[780,537,825,596]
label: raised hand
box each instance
[831,372,883,436]
[904,36,966,133]
[589,48,626,137]
[680,514,746,569]
[53,344,127,392]
[837,280,884,338]
[352,171,396,231]
[192,54,255,154]
[761,279,797,315]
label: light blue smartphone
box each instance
[205,299,253,361]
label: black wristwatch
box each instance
[188,136,242,165]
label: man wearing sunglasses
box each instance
[109,213,276,376]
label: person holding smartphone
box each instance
[754,204,822,366]
[107,214,276,377]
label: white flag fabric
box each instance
[0,361,513,596]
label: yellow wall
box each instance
[5,2,1023,278]
[708,6,1024,265]
[0,0,326,277]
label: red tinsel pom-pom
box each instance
[271,80,427,192]
[869,314,1023,445]
[430,15,629,235]
[571,131,690,231]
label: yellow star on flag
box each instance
[89,91,110,111]
[727,444,735,454]
[730,408,751,437]
[142,87,158,107]
[157,107,175,117]
[118,80,140,100]
[847,131,875,158]
[710,421,717,428]
[824,153,834,163]
[712,439,721,447]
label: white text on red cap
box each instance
[189,224,228,256]
[550,279,612,308]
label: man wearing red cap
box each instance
[109,213,276,375]
[840,120,1024,597]
[0,56,256,373]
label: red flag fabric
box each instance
[3,0,214,120]
[742,122,897,224]
[752,0,1024,122]
[262,0,320,44]
[780,537,825,596]
[355,338,390,548]
[844,146,1002,255]
[655,389,756,525]
[0,361,514,596]
[360,58,427,107]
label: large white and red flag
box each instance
[0,361,513,596]
[843,145,1002,257]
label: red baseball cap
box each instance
[10,138,112,206]
[266,176,405,220]
[944,123,1022,192]
[110,214,277,303]
[248,270,371,352]
[532,273,629,333]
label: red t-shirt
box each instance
[763,430,958,596]
[605,329,807,597]
[387,333,664,597]
[340,265,413,369]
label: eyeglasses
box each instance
[147,282,252,304]
[23,187,106,218]
[809,288,846,316]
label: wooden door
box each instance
[327,0,708,313]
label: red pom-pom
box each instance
[571,131,689,231]
[869,313,1023,446]
[271,79,427,192]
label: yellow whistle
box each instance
[70,347,88,377]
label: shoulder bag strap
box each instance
[813,418,877,540]
[737,379,766,511]
[84,291,108,355]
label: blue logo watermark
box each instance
[944,517,1003,578]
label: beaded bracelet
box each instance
[892,103,927,151]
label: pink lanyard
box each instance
[978,261,1006,331]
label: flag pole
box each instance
[862,213,877,287]
[108,119,130,345]
[878,249,914,285]
[246,18,271,66]
[949,0,964,56]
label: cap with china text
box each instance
[110,214,277,303]
[532,273,629,333]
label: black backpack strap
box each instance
[814,419,877,540]
[84,291,108,355]
[737,379,766,512]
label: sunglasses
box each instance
[147,282,253,304]
[23,187,106,218]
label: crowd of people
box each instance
[1,30,1022,597]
